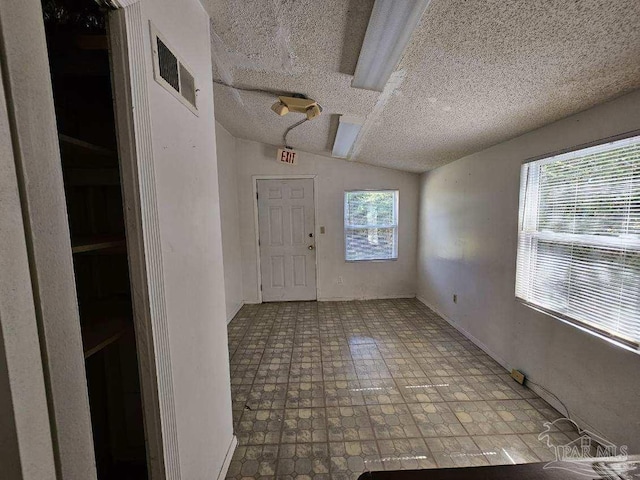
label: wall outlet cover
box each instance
[510,369,526,385]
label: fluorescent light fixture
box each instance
[332,116,364,158]
[352,0,431,92]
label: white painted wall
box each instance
[215,123,244,322]
[234,139,420,303]
[417,90,640,450]
[140,0,234,477]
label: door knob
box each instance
[308,245,314,250]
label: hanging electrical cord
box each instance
[525,378,572,420]
[212,78,323,149]
[524,377,612,449]
[283,101,322,148]
[212,78,291,99]
[283,118,308,149]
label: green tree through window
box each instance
[345,191,398,261]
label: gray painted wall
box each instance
[215,123,244,322]
[417,89,640,450]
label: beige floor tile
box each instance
[472,434,541,465]
[227,300,573,478]
[425,436,490,468]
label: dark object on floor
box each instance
[358,459,639,479]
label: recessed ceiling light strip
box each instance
[352,0,431,92]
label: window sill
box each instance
[516,297,639,355]
[345,258,398,263]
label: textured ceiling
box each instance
[204,0,640,173]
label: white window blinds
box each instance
[345,190,398,261]
[516,135,640,349]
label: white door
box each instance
[257,179,317,301]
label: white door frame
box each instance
[252,175,319,303]
[0,0,97,477]
[2,1,198,478]
[2,0,177,478]
[108,3,179,479]
[0,41,57,478]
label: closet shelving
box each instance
[43,1,147,477]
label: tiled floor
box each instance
[226,299,576,479]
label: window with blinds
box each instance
[345,190,398,261]
[516,135,640,350]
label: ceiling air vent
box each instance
[150,23,198,115]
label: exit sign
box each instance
[277,148,297,165]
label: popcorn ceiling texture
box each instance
[204,0,640,173]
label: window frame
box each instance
[344,189,399,262]
[515,133,640,353]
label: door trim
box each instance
[0,44,57,477]
[0,0,96,476]
[109,4,179,479]
[252,175,319,303]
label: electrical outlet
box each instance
[510,369,526,385]
[337,276,344,285]
[453,294,457,304]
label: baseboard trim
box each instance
[226,302,244,324]
[415,296,510,370]
[244,295,417,303]
[414,296,607,441]
[216,434,238,480]
[318,294,415,302]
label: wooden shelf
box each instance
[58,134,118,168]
[49,50,110,77]
[65,167,120,186]
[74,34,108,51]
[80,298,132,359]
[83,318,130,359]
[59,134,115,156]
[72,236,126,254]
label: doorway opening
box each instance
[42,1,148,477]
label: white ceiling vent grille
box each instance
[179,64,196,108]
[150,23,198,115]
[156,37,179,92]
